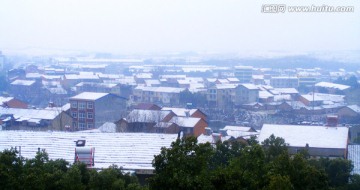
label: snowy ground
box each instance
[0,130,177,170]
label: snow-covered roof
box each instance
[313,93,345,103]
[42,75,62,80]
[346,105,360,114]
[223,126,255,132]
[160,75,186,79]
[182,67,211,73]
[135,86,185,93]
[75,82,117,88]
[70,92,108,101]
[11,80,35,86]
[301,94,324,102]
[0,96,14,104]
[135,73,152,79]
[258,124,349,149]
[65,74,100,80]
[112,78,136,85]
[0,131,176,169]
[271,76,298,79]
[0,107,61,120]
[161,107,200,117]
[348,145,360,175]
[227,78,240,82]
[235,66,253,69]
[206,78,217,83]
[144,79,161,86]
[240,84,258,90]
[215,84,238,89]
[97,73,122,79]
[169,116,201,128]
[252,75,264,80]
[315,82,350,91]
[26,73,42,79]
[259,90,274,99]
[272,88,299,94]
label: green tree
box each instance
[0,148,24,189]
[262,134,288,162]
[149,137,214,190]
[318,158,353,187]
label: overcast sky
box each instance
[0,0,359,54]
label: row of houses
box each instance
[117,106,207,137]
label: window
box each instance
[87,102,93,109]
[87,112,93,119]
[78,122,86,130]
[79,112,85,119]
[71,112,77,118]
[72,122,77,128]
[87,123,94,129]
[71,101,77,108]
[78,102,86,110]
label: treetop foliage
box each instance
[149,135,360,190]
[1,135,359,190]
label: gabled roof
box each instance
[259,90,274,99]
[0,107,61,120]
[169,116,202,128]
[258,124,349,149]
[345,105,360,114]
[161,107,203,117]
[238,84,258,90]
[0,96,14,104]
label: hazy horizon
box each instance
[1,0,359,55]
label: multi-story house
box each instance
[9,79,42,102]
[69,92,127,130]
[270,76,299,88]
[206,84,237,109]
[132,86,185,105]
[234,84,259,105]
[234,66,253,83]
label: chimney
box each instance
[326,115,338,127]
[185,111,190,117]
[48,101,55,108]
